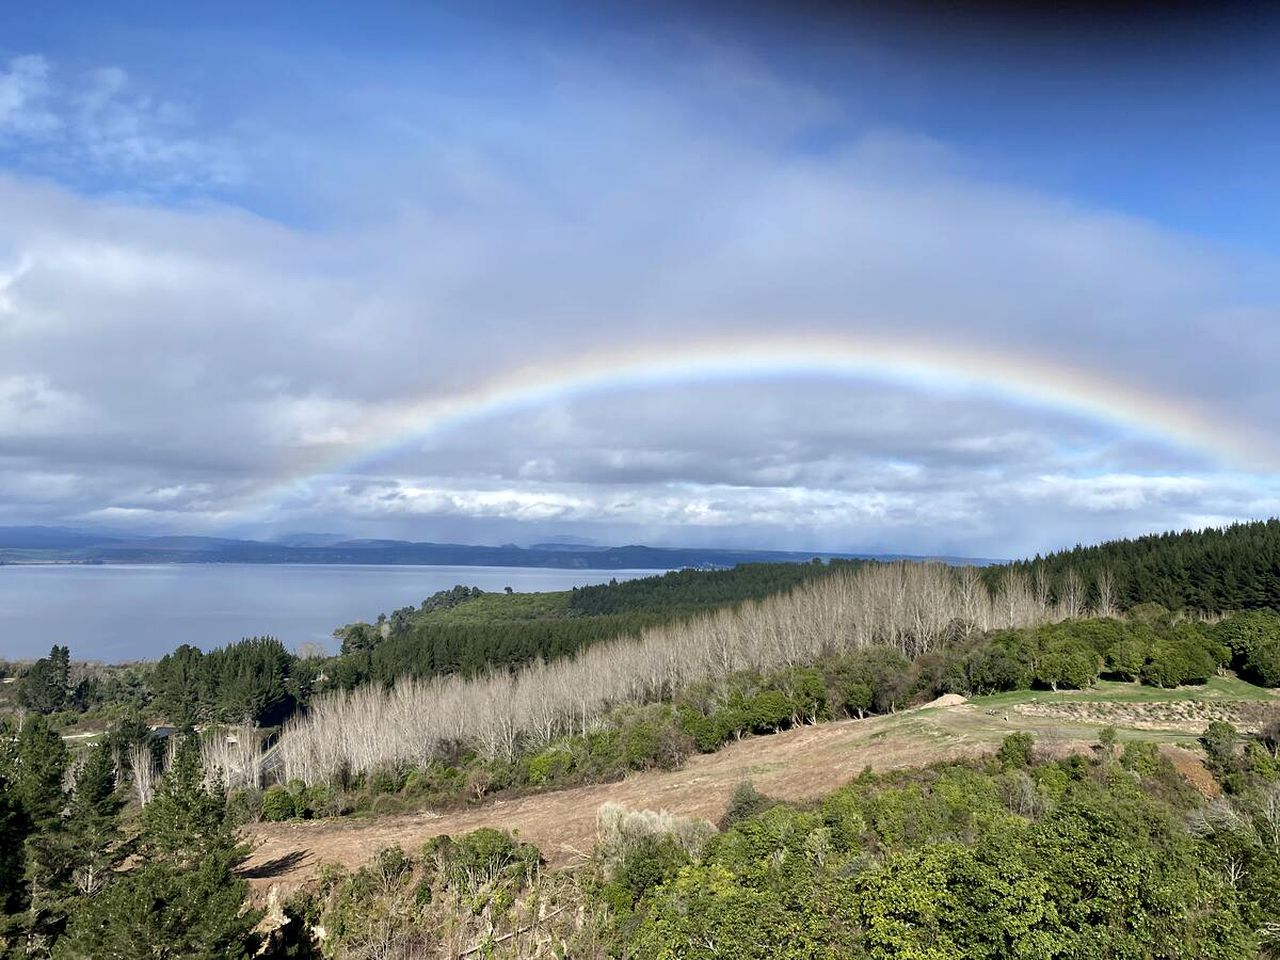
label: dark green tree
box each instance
[54,735,260,960]
[0,771,32,957]
[17,646,71,715]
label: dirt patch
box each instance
[1161,746,1222,798]
[241,698,1237,896]
[244,713,986,894]
[924,694,968,708]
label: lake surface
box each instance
[0,564,661,662]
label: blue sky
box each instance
[1,1,1278,556]
[9,1,1279,243]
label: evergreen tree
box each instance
[10,715,69,829]
[0,772,32,958]
[61,745,125,899]
[54,735,261,960]
[0,715,71,957]
[17,646,70,715]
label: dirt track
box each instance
[244,704,1077,891]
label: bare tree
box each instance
[129,742,156,807]
[1094,568,1117,618]
[1060,568,1086,620]
[276,561,1060,786]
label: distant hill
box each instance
[0,526,999,569]
[0,526,123,550]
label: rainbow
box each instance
[252,332,1272,511]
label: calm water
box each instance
[0,564,659,662]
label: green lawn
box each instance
[422,590,573,624]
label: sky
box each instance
[1,0,1279,559]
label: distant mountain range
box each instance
[0,526,999,569]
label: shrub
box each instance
[748,690,792,732]
[448,828,540,888]
[1118,741,1164,777]
[369,768,402,795]
[300,783,337,819]
[998,732,1035,771]
[226,787,264,825]
[722,781,776,827]
[1201,721,1239,763]
[1106,639,1149,680]
[1035,644,1098,691]
[609,833,691,907]
[1243,638,1280,688]
[617,707,694,770]
[262,785,298,822]
[527,745,574,786]
[369,793,407,816]
[820,789,866,850]
[597,803,717,865]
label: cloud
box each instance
[0,55,59,136]
[0,37,1277,556]
[0,54,241,194]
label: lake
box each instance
[0,564,661,662]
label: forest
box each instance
[993,518,1280,613]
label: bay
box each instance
[0,564,659,662]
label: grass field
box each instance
[421,590,573,623]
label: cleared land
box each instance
[244,680,1279,893]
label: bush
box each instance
[1201,721,1238,764]
[820,789,866,850]
[1035,643,1099,691]
[527,745,574,786]
[609,833,691,907]
[617,706,694,770]
[1106,638,1149,680]
[262,785,298,822]
[597,803,717,868]
[226,787,264,825]
[1118,740,1164,777]
[998,732,1035,770]
[1242,638,1280,688]
[722,781,775,827]
[747,690,792,732]
[448,828,540,888]
[369,768,403,795]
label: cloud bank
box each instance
[0,28,1277,558]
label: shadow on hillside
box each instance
[241,850,311,879]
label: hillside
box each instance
[245,679,1278,888]
[321,561,861,688]
[995,518,1280,613]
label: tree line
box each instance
[276,561,1129,785]
[993,518,1280,613]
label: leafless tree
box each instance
[1061,568,1086,620]
[129,742,156,807]
[278,562,1052,786]
[1094,568,1117,618]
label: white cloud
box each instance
[0,54,241,191]
[0,55,59,136]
